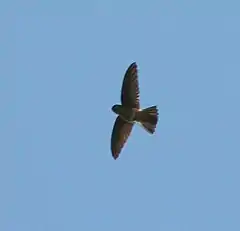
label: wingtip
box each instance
[112,154,118,160]
[129,62,137,68]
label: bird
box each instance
[111,62,159,159]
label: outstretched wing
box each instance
[111,116,133,159]
[121,62,140,109]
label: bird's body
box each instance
[112,105,137,123]
[111,62,159,159]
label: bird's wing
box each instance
[121,62,140,109]
[111,116,133,159]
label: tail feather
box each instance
[135,106,158,134]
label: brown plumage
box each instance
[111,62,159,159]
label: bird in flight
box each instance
[111,62,159,159]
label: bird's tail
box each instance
[135,106,158,134]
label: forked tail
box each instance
[135,106,158,134]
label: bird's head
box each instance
[111,104,121,115]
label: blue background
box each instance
[1,0,240,230]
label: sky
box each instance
[1,0,240,230]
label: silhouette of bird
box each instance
[111,62,159,159]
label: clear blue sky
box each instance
[1,0,240,230]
